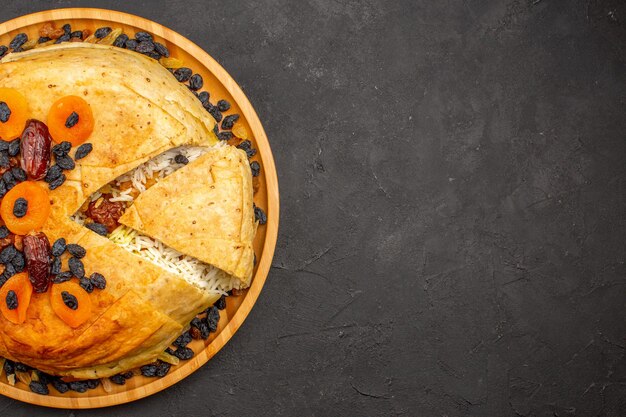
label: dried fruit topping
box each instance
[86,197,125,232]
[9,33,28,50]
[89,272,106,290]
[66,243,86,258]
[12,198,27,218]
[50,237,66,257]
[74,143,92,160]
[23,232,51,293]
[20,119,52,180]
[44,165,62,183]
[250,161,260,177]
[0,273,32,324]
[68,256,85,278]
[173,347,194,360]
[47,96,94,146]
[0,88,28,141]
[78,277,93,293]
[221,114,240,130]
[217,99,231,112]
[7,138,20,156]
[254,205,267,225]
[113,33,129,48]
[0,181,51,235]
[154,42,169,58]
[48,174,66,191]
[94,27,112,39]
[51,141,71,156]
[29,380,49,395]
[189,74,203,91]
[173,67,192,82]
[135,31,153,42]
[174,154,189,165]
[86,222,108,236]
[61,291,78,310]
[217,132,233,141]
[65,111,79,128]
[55,154,75,171]
[50,281,91,328]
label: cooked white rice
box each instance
[75,143,243,295]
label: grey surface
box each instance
[1,0,625,416]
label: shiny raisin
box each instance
[174,67,192,82]
[89,272,106,290]
[74,143,92,160]
[86,222,108,236]
[94,27,112,39]
[78,277,93,293]
[62,291,78,309]
[5,289,17,310]
[66,243,86,258]
[55,155,75,171]
[68,257,84,278]
[23,232,51,293]
[0,101,10,123]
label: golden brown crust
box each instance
[119,146,255,284]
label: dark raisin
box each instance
[79,276,94,293]
[68,381,89,393]
[154,42,169,57]
[250,161,260,177]
[125,39,138,51]
[174,331,192,348]
[65,111,79,128]
[86,222,108,236]
[48,173,66,190]
[29,380,49,395]
[36,371,53,385]
[113,33,129,47]
[0,45,8,58]
[52,272,72,284]
[3,360,15,375]
[38,37,51,43]
[0,245,17,263]
[140,364,158,377]
[68,257,85,278]
[54,33,70,44]
[221,114,240,130]
[254,206,267,225]
[173,347,194,360]
[70,31,82,39]
[109,374,126,385]
[14,362,30,373]
[215,295,226,310]
[11,252,25,272]
[9,33,27,50]
[62,24,71,35]
[135,31,153,42]
[51,379,70,393]
[188,74,203,91]
[86,379,100,389]
[50,256,61,275]
[174,67,192,82]
[66,243,86,258]
[44,165,63,183]
[121,371,134,379]
[8,139,20,157]
[13,197,27,218]
[2,170,16,191]
[197,92,210,106]
[246,148,257,158]
[95,27,112,39]
[61,291,78,309]
[55,155,75,170]
[213,123,219,136]
[190,317,202,329]
[0,153,9,169]
[206,306,220,332]
[4,263,15,278]
[174,154,189,165]
[0,226,8,239]
[52,141,71,156]
[209,107,223,122]
[145,51,162,60]
[10,167,26,182]
[51,238,66,256]
[0,101,11,123]
[156,361,171,377]
[217,132,233,141]
[6,289,18,310]
[217,100,231,112]
[74,143,92,160]
[135,40,155,53]
[90,272,106,290]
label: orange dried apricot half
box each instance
[47,95,94,146]
[0,88,29,142]
[50,281,92,328]
[0,181,51,235]
[0,272,33,324]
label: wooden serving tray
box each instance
[0,8,279,409]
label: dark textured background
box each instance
[1,1,625,416]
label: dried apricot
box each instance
[47,96,94,146]
[50,281,92,328]
[0,272,33,324]
[0,181,51,235]
[0,88,28,142]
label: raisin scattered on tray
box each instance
[174,154,189,165]
[221,114,240,130]
[79,277,94,293]
[135,31,153,42]
[51,238,67,258]
[66,243,86,258]
[188,74,203,91]
[29,380,49,395]
[9,33,27,50]
[173,347,194,360]
[254,206,267,225]
[217,100,231,112]
[55,155,75,170]
[174,67,192,83]
[113,33,129,48]
[250,161,260,177]
[48,174,66,190]
[68,256,85,278]
[51,379,70,394]
[74,143,93,160]
[94,27,112,39]
[154,42,169,57]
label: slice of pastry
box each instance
[119,146,255,285]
